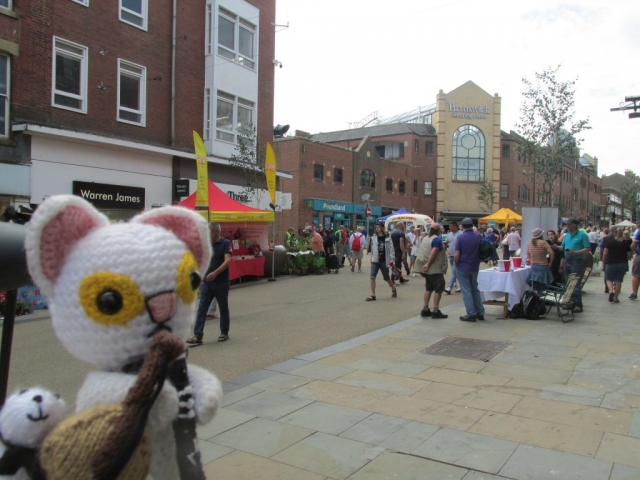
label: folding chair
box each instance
[539,273,580,323]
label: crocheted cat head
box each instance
[25,195,211,371]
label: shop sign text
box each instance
[72,181,145,210]
[449,103,490,119]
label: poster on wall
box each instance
[17,284,49,310]
[219,223,269,256]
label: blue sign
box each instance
[18,284,48,310]
[306,199,381,216]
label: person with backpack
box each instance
[413,223,448,319]
[365,223,396,301]
[349,226,365,273]
[525,228,555,295]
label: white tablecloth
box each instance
[478,266,530,311]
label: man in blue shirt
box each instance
[630,224,640,300]
[455,218,484,322]
[188,222,233,344]
[560,218,591,312]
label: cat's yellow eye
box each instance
[79,272,145,326]
[177,252,200,304]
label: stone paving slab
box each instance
[271,432,384,480]
[224,391,314,420]
[412,428,519,474]
[498,444,613,480]
[347,451,468,479]
[338,413,408,445]
[279,402,371,435]
[376,420,440,453]
[203,450,327,480]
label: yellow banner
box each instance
[193,131,209,211]
[265,142,277,207]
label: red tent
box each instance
[177,180,273,222]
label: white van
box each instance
[384,213,434,233]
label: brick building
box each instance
[275,81,602,239]
[0,0,286,221]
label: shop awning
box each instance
[177,180,274,222]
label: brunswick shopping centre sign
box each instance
[449,103,490,120]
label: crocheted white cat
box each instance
[25,195,222,480]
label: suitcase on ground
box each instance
[326,254,340,273]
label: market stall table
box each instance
[478,266,530,318]
[229,256,265,282]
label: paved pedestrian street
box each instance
[197,279,640,479]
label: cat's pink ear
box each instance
[25,195,109,296]
[133,207,211,273]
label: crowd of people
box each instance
[285,218,640,323]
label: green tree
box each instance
[228,124,266,208]
[515,65,591,208]
[476,177,496,212]
[620,169,640,223]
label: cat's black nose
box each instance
[33,395,43,403]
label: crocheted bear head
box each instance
[25,195,211,371]
[0,387,66,449]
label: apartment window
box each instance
[117,60,146,126]
[500,184,509,198]
[414,139,419,153]
[424,181,432,195]
[361,169,375,188]
[52,37,88,113]
[413,179,418,195]
[313,164,323,181]
[334,167,343,184]
[205,4,213,55]
[119,0,148,30]
[386,178,393,193]
[425,141,434,155]
[399,180,405,195]
[203,88,211,140]
[216,91,254,144]
[0,0,12,9]
[452,124,485,182]
[218,7,256,69]
[0,54,8,137]
[502,144,510,158]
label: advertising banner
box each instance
[193,131,209,215]
[265,142,277,207]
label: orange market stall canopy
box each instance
[177,180,274,222]
[479,208,522,226]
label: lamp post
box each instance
[362,193,371,244]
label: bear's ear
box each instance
[25,196,108,297]
[133,207,211,273]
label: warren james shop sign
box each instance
[72,181,145,210]
[449,103,490,119]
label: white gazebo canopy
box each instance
[614,220,635,227]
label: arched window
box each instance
[361,169,375,188]
[452,125,485,182]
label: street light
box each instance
[362,194,371,242]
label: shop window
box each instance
[425,141,434,155]
[502,144,510,158]
[313,164,323,181]
[500,184,509,198]
[218,6,256,69]
[119,0,148,30]
[52,37,88,113]
[413,179,418,195]
[414,139,419,153]
[452,124,485,182]
[399,180,405,195]
[334,167,343,184]
[117,59,146,126]
[361,169,375,188]
[424,181,432,195]
[0,54,9,138]
[216,90,254,145]
[386,178,393,193]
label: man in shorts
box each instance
[349,226,365,272]
[414,223,448,318]
[630,223,640,300]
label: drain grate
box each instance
[421,337,509,361]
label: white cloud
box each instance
[274,0,640,175]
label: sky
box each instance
[272,0,640,177]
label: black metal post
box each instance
[0,290,17,405]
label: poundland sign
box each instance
[449,104,490,119]
[73,181,145,210]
